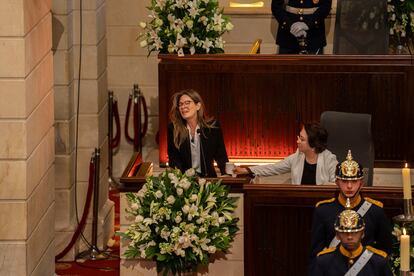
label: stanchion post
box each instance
[90,148,100,259]
[77,148,107,260]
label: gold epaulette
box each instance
[364,197,384,208]
[366,245,387,258]
[316,197,335,207]
[317,247,336,256]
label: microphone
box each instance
[197,129,208,177]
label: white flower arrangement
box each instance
[388,0,414,48]
[119,168,239,275]
[139,0,234,56]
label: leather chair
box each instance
[320,111,375,186]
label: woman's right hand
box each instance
[233,166,249,175]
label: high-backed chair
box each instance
[320,111,375,186]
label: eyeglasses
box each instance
[297,135,307,142]
[178,100,194,107]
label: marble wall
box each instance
[0,0,55,275]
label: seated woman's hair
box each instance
[303,122,328,153]
[169,89,214,147]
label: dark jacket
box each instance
[271,0,332,51]
[167,121,228,177]
[310,246,392,276]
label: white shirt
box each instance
[187,124,201,173]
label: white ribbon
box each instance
[344,249,374,276]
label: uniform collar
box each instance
[339,244,363,259]
[338,193,362,208]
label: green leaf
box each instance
[405,0,414,9]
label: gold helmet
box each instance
[334,209,365,233]
[336,150,364,180]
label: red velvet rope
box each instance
[133,98,140,151]
[124,96,134,143]
[125,94,149,150]
[55,158,96,261]
[111,100,121,149]
[140,95,148,138]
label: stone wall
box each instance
[0,0,55,274]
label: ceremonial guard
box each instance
[311,209,392,275]
[271,0,332,53]
[309,150,392,259]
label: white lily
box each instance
[139,40,147,48]
[202,38,213,53]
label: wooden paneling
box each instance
[158,54,414,167]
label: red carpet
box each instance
[56,189,120,276]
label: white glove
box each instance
[290,22,309,37]
[297,30,307,38]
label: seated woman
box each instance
[167,89,228,177]
[234,122,338,184]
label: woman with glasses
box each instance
[234,122,338,184]
[167,89,229,177]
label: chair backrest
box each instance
[320,111,375,186]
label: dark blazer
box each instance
[310,246,392,276]
[271,0,332,51]
[167,121,229,177]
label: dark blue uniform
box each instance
[311,246,393,276]
[271,0,332,52]
[310,194,392,259]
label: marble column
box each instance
[0,0,55,275]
